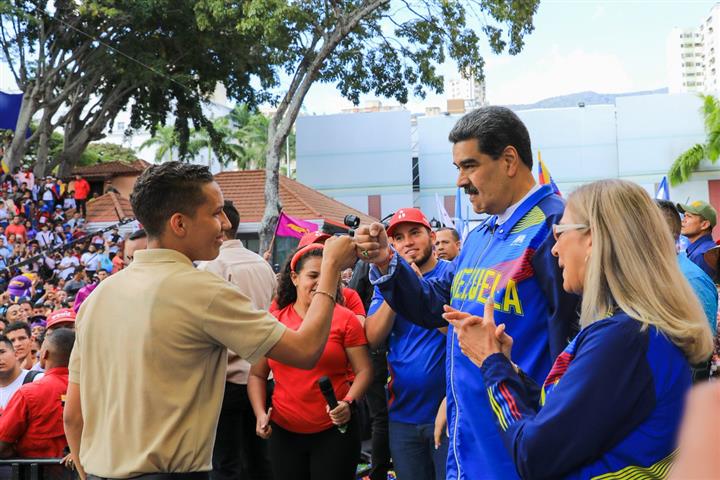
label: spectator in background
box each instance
[72,174,90,217]
[678,200,717,277]
[122,228,147,266]
[0,329,73,458]
[7,275,32,301]
[5,323,37,370]
[62,192,76,211]
[73,269,109,313]
[0,336,41,413]
[434,227,461,261]
[63,269,86,297]
[6,216,27,243]
[197,201,277,480]
[657,200,717,334]
[81,244,101,277]
[45,309,75,335]
[5,305,22,324]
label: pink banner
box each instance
[275,212,318,238]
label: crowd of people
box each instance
[1,106,720,480]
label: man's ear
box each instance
[502,146,522,177]
[168,213,188,238]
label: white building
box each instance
[101,83,232,173]
[444,75,486,110]
[296,92,720,239]
[667,27,704,93]
[667,3,720,93]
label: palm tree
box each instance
[140,124,178,163]
[669,94,720,185]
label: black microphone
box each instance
[318,376,347,433]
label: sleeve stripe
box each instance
[486,386,509,431]
[499,381,522,420]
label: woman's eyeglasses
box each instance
[552,223,588,241]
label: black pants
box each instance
[76,199,87,217]
[211,382,273,480]
[268,419,360,480]
[365,349,391,480]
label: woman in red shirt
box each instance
[249,243,372,480]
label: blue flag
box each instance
[655,176,670,201]
[455,187,469,241]
[0,91,24,132]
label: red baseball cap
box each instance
[298,231,331,248]
[386,208,432,237]
[46,308,76,329]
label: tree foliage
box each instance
[669,95,720,185]
[196,0,540,251]
[0,0,280,175]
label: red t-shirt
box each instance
[268,304,367,433]
[73,179,90,200]
[5,224,27,242]
[0,367,69,457]
[342,287,366,316]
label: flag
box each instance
[455,187,470,241]
[0,91,23,132]
[275,212,318,238]
[655,176,670,201]
[537,151,561,196]
[435,193,455,228]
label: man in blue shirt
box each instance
[365,207,450,480]
[657,200,717,334]
[678,200,717,277]
[354,106,580,480]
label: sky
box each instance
[301,0,720,113]
[2,1,719,115]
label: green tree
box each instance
[669,94,720,185]
[196,0,540,251]
[0,0,281,175]
[140,125,179,163]
[79,143,140,167]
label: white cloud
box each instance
[486,47,637,105]
[0,62,20,92]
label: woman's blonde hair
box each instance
[567,179,713,364]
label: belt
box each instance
[88,473,209,480]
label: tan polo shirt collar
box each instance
[132,248,193,266]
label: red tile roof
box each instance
[69,192,135,223]
[72,160,151,179]
[215,170,377,227]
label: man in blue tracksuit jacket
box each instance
[355,106,580,480]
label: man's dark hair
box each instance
[130,162,215,236]
[448,106,533,169]
[4,322,30,338]
[436,227,460,242]
[656,200,681,241]
[128,228,147,241]
[0,335,13,351]
[44,328,74,366]
[223,201,240,237]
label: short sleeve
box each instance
[0,390,29,443]
[203,283,286,364]
[342,308,368,348]
[342,288,366,316]
[367,286,385,316]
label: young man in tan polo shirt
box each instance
[64,162,358,480]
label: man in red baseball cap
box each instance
[364,207,450,480]
[46,309,76,335]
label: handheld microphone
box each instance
[318,376,347,434]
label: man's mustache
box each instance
[464,185,479,195]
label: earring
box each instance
[584,255,589,263]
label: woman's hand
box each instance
[327,401,352,425]
[255,407,273,439]
[443,300,513,367]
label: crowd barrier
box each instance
[0,458,76,480]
